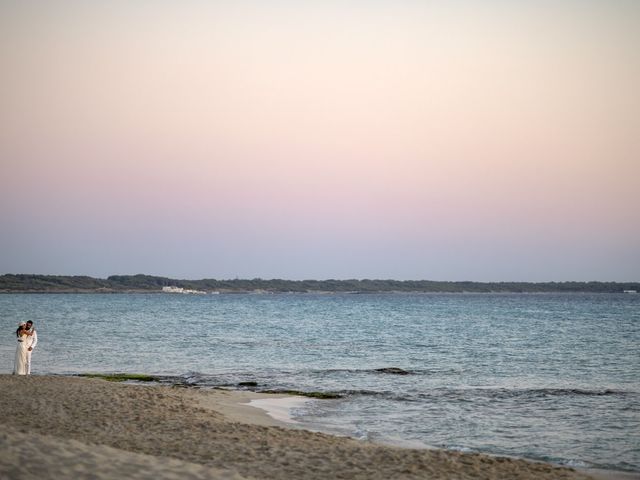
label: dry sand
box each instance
[0,375,599,480]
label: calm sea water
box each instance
[1,293,638,472]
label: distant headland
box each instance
[0,274,638,294]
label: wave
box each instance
[306,367,461,376]
[316,367,416,375]
[524,388,627,397]
[409,387,634,403]
[153,372,636,404]
[248,387,636,403]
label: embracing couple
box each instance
[14,320,38,375]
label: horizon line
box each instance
[2,273,639,284]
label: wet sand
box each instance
[0,375,599,479]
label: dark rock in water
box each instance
[375,367,411,375]
[77,373,160,382]
[238,381,258,387]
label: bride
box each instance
[14,322,32,375]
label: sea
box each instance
[1,292,638,474]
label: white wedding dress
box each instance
[14,333,28,375]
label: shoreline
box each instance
[0,374,607,480]
[247,396,311,425]
[246,394,637,480]
[2,274,638,295]
[233,386,638,480]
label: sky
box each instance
[1,0,639,281]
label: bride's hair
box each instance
[16,325,24,337]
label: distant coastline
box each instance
[0,274,638,294]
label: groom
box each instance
[25,320,38,375]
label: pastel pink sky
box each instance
[1,1,639,280]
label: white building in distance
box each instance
[161,286,206,294]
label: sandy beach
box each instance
[0,375,603,480]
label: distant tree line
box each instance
[0,274,638,293]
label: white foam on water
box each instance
[249,397,310,424]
